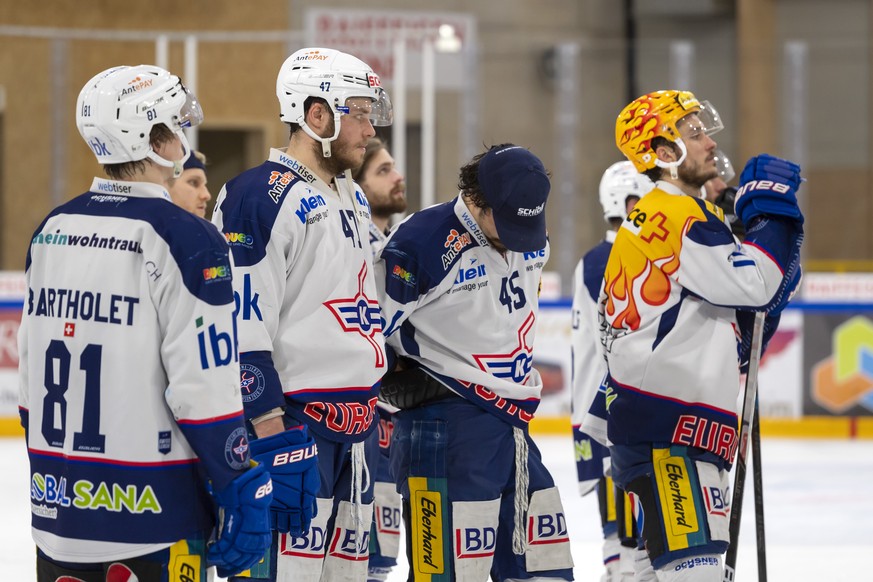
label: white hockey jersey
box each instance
[19,179,248,562]
[212,149,386,442]
[599,181,788,465]
[374,195,548,428]
[570,230,615,444]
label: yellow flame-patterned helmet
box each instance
[615,90,722,173]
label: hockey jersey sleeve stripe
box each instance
[28,448,199,468]
[284,381,380,399]
[175,410,245,426]
[742,241,784,275]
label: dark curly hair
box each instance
[458,142,517,209]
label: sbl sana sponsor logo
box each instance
[31,472,161,514]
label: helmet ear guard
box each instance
[276,47,393,158]
[615,90,723,176]
[76,64,202,167]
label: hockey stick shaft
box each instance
[751,396,768,581]
[723,311,766,582]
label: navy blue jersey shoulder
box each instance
[381,201,473,301]
[685,197,736,248]
[219,161,304,267]
[581,240,612,302]
[33,191,232,306]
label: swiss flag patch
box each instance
[63,322,75,337]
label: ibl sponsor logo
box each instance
[195,316,237,369]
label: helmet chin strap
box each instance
[301,113,342,159]
[655,138,688,180]
[146,130,192,178]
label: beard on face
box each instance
[679,158,718,189]
[310,118,366,177]
[370,184,408,217]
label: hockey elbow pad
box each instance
[249,425,320,536]
[208,462,273,577]
[379,366,454,409]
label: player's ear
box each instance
[655,141,678,164]
[306,101,331,133]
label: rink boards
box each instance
[1,271,872,439]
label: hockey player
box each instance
[211,47,393,581]
[19,65,277,581]
[168,150,212,218]
[602,90,803,580]
[351,137,406,582]
[374,144,575,581]
[570,161,653,582]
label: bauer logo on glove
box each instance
[733,153,804,226]
[735,179,792,198]
[267,442,318,467]
[249,425,320,536]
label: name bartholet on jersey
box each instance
[27,286,139,326]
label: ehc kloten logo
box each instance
[812,316,873,412]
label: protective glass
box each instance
[338,89,394,127]
[173,88,204,129]
[694,100,724,136]
[713,149,735,182]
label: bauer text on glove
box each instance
[249,425,320,536]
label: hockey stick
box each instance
[751,396,768,581]
[723,311,765,582]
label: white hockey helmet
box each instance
[276,47,393,157]
[76,65,203,173]
[598,160,654,221]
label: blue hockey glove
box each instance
[250,425,320,536]
[207,462,273,577]
[734,154,804,226]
